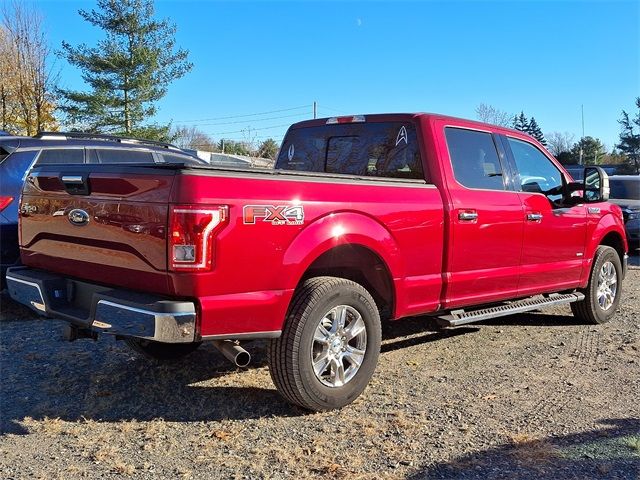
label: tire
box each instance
[125,338,202,361]
[571,246,623,324]
[268,276,382,411]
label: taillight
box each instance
[169,205,229,272]
[0,196,13,212]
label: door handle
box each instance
[527,212,543,222]
[458,210,478,221]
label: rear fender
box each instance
[279,211,403,291]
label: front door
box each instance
[502,135,587,295]
[443,127,524,308]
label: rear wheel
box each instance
[125,338,202,361]
[268,276,381,411]
[571,246,622,324]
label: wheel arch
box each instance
[582,216,628,286]
[279,211,402,318]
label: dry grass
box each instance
[113,460,135,475]
[508,433,559,464]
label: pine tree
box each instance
[59,0,192,140]
[617,97,640,174]
[513,111,529,132]
[528,117,547,146]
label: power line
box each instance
[318,105,350,114]
[180,111,308,127]
[201,123,292,136]
[174,105,310,123]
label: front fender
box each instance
[278,211,403,290]
[581,211,628,285]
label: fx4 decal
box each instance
[243,205,305,225]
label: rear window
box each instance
[0,150,37,183]
[36,149,84,165]
[0,139,20,164]
[275,122,424,180]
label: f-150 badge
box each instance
[243,205,304,225]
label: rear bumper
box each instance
[6,267,197,343]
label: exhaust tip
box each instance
[235,350,251,368]
[212,339,251,368]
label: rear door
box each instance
[441,126,524,307]
[501,135,587,294]
[20,164,176,294]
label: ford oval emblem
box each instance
[68,209,90,226]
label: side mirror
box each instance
[583,166,610,203]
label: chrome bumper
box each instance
[6,267,196,343]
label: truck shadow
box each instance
[407,417,640,480]
[0,335,300,435]
[0,309,587,434]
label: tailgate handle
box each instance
[60,174,90,195]
[61,175,84,184]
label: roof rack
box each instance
[34,131,183,151]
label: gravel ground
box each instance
[1,267,639,480]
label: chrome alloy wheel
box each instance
[311,305,367,387]
[597,261,618,311]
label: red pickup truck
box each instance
[7,113,628,411]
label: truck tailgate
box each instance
[20,165,176,294]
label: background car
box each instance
[0,132,205,287]
[607,175,640,249]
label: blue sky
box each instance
[35,0,639,149]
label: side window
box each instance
[94,149,155,163]
[445,128,505,190]
[159,153,206,165]
[507,138,563,202]
[35,149,84,165]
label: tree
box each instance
[513,111,529,132]
[546,131,575,157]
[0,1,58,135]
[617,97,640,173]
[527,117,546,146]
[570,136,606,165]
[257,138,279,159]
[217,139,253,156]
[171,126,216,151]
[475,103,512,127]
[59,0,192,140]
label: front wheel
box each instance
[571,246,623,324]
[268,276,382,411]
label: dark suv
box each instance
[0,132,205,286]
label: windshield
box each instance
[609,178,640,200]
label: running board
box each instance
[436,293,585,327]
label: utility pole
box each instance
[313,101,317,119]
[579,104,585,165]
